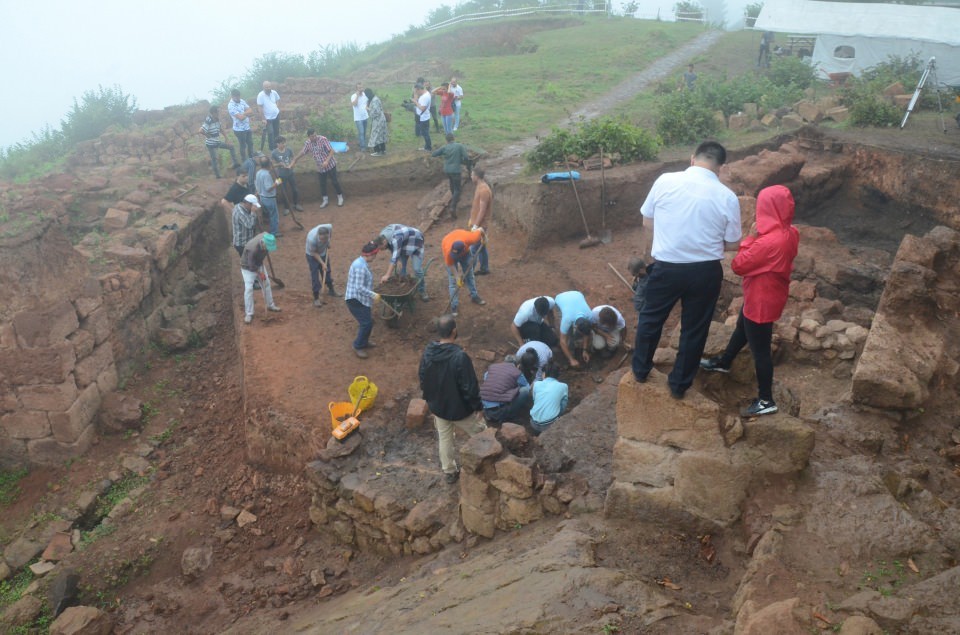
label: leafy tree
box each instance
[60,85,137,144]
[621,1,640,16]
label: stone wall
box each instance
[604,371,815,529]
[0,190,225,468]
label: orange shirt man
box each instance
[441,229,486,316]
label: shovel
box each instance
[599,147,612,244]
[566,164,601,249]
[271,167,303,231]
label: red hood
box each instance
[756,185,794,235]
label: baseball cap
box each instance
[244,194,261,208]
[451,240,466,253]
[263,233,277,252]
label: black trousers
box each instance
[447,173,462,212]
[721,309,774,401]
[318,168,343,198]
[632,260,722,393]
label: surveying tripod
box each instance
[900,56,946,132]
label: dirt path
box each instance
[492,29,726,176]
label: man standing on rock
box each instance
[240,232,282,324]
[198,105,239,178]
[345,241,381,358]
[467,167,492,274]
[631,140,741,399]
[232,194,260,257]
[350,82,369,152]
[256,81,281,151]
[306,223,340,307]
[228,89,255,162]
[432,134,470,219]
[293,129,344,208]
[419,314,485,484]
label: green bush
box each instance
[767,55,818,90]
[308,111,352,143]
[61,85,137,144]
[656,90,719,145]
[0,127,67,183]
[847,92,902,127]
[526,118,660,169]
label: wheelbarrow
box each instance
[375,257,435,328]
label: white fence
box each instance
[425,3,611,31]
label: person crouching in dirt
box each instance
[432,133,471,219]
[239,232,282,324]
[511,296,558,348]
[700,185,800,417]
[479,350,538,427]
[589,305,627,358]
[419,314,486,484]
[440,229,486,316]
[529,361,568,436]
[554,290,593,368]
[222,172,251,216]
[345,241,381,359]
[467,167,492,274]
[306,223,340,308]
[376,224,429,301]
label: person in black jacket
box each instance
[419,314,485,484]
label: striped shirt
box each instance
[389,226,424,264]
[345,256,375,307]
[201,116,224,146]
[302,136,336,172]
[232,204,257,248]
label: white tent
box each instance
[755,0,960,86]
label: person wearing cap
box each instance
[440,229,485,316]
[418,314,485,484]
[306,223,339,307]
[345,241,381,358]
[232,194,260,257]
[554,290,592,368]
[432,133,471,219]
[511,296,558,347]
[589,304,627,356]
[376,224,429,301]
[239,232,282,324]
[227,89,255,162]
[292,128,344,209]
[255,156,280,236]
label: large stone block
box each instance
[459,427,502,473]
[731,414,815,475]
[498,495,543,529]
[74,343,114,388]
[494,454,535,489]
[852,313,939,410]
[67,329,95,360]
[12,301,79,348]
[49,383,101,444]
[459,471,496,512]
[2,343,76,385]
[405,399,429,430]
[80,307,111,346]
[617,372,724,452]
[490,478,533,499]
[154,228,178,271]
[18,377,78,412]
[96,364,118,394]
[461,503,495,539]
[402,497,451,536]
[612,437,679,487]
[49,605,113,635]
[29,426,94,464]
[675,452,750,526]
[604,480,711,530]
[102,208,130,232]
[1,411,51,440]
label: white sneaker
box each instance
[268,305,282,312]
[319,197,329,209]
[453,126,458,131]
[244,314,252,324]
[337,194,344,207]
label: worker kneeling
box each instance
[479,350,539,426]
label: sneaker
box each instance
[444,470,460,485]
[283,208,291,216]
[670,387,686,400]
[363,341,377,349]
[294,204,304,212]
[370,152,383,157]
[353,347,368,359]
[267,305,282,312]
[475,269,490,276]
[313,298,324,308]
[244,314,253,324]
[471,296,486,305]
[327,287,342,297]
[742,399,778,417]
[452,126,458,131]
[451,310,458,317]
[420,292,430,302]
[700,357,731,373]
[319,197,329,209]
[337,194,344,207]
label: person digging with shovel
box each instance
[440,228,486,317]
[239,232,282,324]
[305,223,340,307]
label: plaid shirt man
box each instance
[302,135,337,173]
[345,255,375,307]
[232,203,257,249]
[389,226,425,264]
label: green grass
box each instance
[0,565,35,609]
[0,468,29,508]
[93,473,150,519]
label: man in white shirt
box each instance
[631,140,742,400]
[450,77,464,131]
[256,81,281,151]
[415,86,433,151]
[350,82,369,152]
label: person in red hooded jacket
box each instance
[700,185,800,416]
